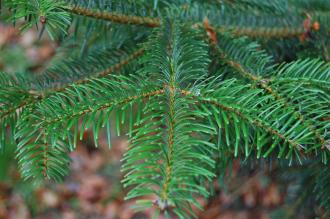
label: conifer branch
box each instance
[271,77,330,93]
[67,4,305,39]
[160,51,177,206]
[0,97,35,120]
[67,5,161,27]
[0,48,143,127]
[2,1,329,216]
[217,26,304,38]
[42,89,164,125]
[123,22,215,216]
[42,133,49,178]
[212,37,327,149]
[48,48,145,93]
[181,90,303,151]
[225,56,326,148]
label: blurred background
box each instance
[0,16,327,219]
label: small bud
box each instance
[40,16,46,24]
[203,17,217,44]
[312,21,320,31]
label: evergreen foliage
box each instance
[0,0,329,217]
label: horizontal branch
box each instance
[0,48,144,122]
[180,89,302,151]
[213,44,327,148]
[269,77,330,93]
[67,6,161,27]
[67,5,305,38]
[218,26,304,38]
[43,89,164,124]
[0,95,39,121]
[49,48,145,93]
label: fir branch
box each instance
[48,48,145,93]
[15,74,162,180]
[219,0,289,15]
[289,0,330,13]
[225,56,327,148]
[275,59,330,83]
[217,26,304,38]
[42,89,163,124]
[6,0,71,39]
[67,5,161,27]
[0,47,143,153]
[160,78,176,204]
[67,3,306,39]
[0,96,35,120]
[180,3,306,39]
[123,22,214,217]
[190,92,303,151]
[270,77,330,93]
[180,86,306,158]
[0,48,142,127]
[1,1,329,216]
[36,44,145,89]
[0,85,42,149]
[212,34,328,150]
[16,127,71,181]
